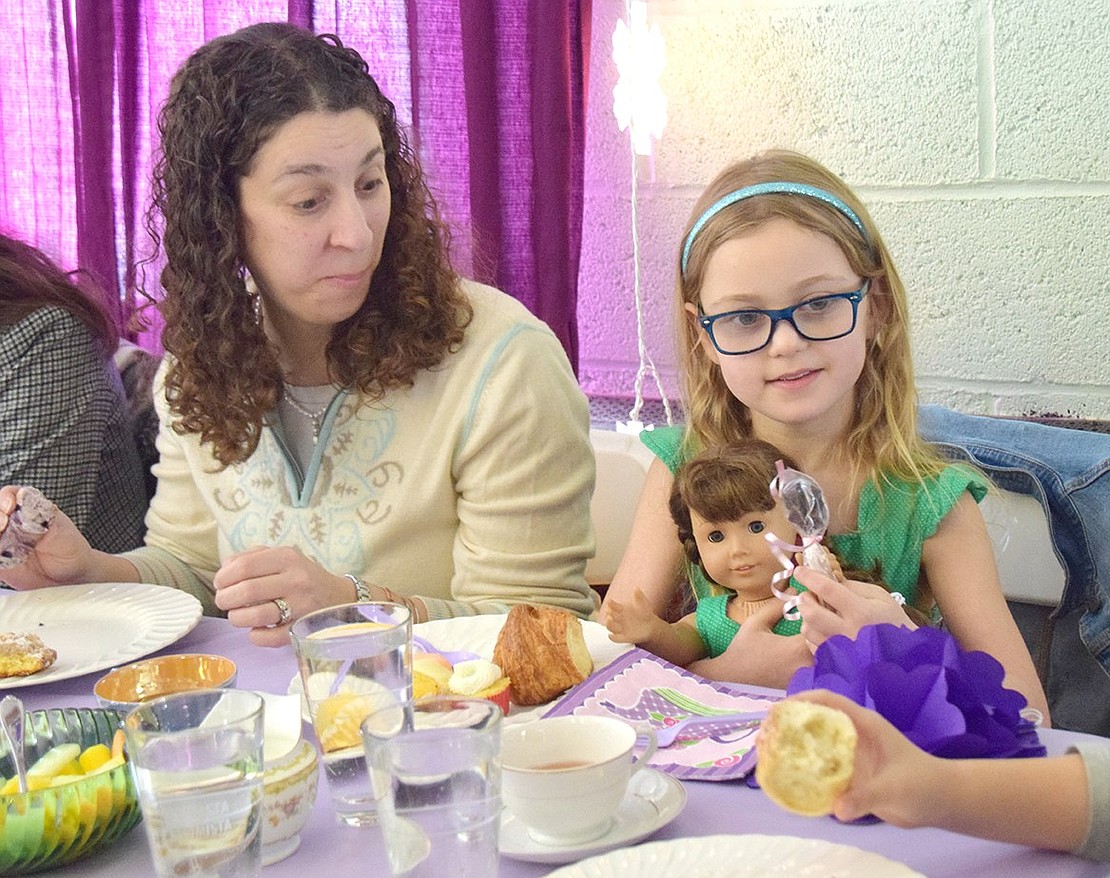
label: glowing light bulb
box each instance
[612,1,667,157]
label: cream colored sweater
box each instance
[123,282,597,620]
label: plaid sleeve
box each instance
[0,307,146,551]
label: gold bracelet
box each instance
[344,573,373,603]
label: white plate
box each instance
[0,582,203,689]
[288,615,630,723]
[412,615,629,722]
[546,833,924,877]
[499,768,685,865]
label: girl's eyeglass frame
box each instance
[697,280,870,356]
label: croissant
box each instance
[492,604,594,706]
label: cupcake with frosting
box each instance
[448,659,511,713]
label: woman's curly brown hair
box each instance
[145,22,471,467]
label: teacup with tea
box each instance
[500,715,656,846]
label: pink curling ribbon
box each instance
[765,530,807,621]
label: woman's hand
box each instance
[794,566,915,650]
[688,597,813,688]
[213,546,357,647]
[0,486,96,588]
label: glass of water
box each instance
[362,696,502,877]
[290,601,412,827]
[123,689,265,878]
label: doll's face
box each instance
[691,504,797,601]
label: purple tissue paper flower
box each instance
[788,624,1045,759]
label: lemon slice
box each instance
[309,621,391,640]
[1,774,52,794]
[27,743,82,779]
[86,754,125,776]
[48,773,87,788]
[412,671,441,699]
[314,693,376,753]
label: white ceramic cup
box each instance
[500,715,657,846]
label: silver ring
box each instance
[272,597,292,625]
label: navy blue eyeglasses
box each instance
[698,280,869,356]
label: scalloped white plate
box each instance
[546,834,924,877]
[288,615,630,724]
[0,582,203,689]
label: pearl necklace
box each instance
[282,386,331,443]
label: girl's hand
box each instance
[688,597,813,689]
[784,689,934,827]
[0,486,95,588]
[213,546,357,648]
[794,566,915,649]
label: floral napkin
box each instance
[542,648,782,781]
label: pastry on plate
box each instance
[446,659,512,713]
[492,604,593,706]
[0,631,58,678]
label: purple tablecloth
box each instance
[16,616,1108,877]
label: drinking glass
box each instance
[362,696,502,877]
[123,689,265,878]
[290,601,412,827]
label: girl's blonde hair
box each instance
[676,149,946,488]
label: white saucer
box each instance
[498,768,686,865]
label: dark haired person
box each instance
[0,23,595,644]
[0,233,146,552]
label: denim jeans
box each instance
[919,405,1110,673]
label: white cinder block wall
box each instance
[577,0,1110,419]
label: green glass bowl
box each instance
[0,707,141,874]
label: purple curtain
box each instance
[0,0,587,369]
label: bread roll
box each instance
[755,700,857,816]
[492,605,593,706]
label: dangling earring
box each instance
[241,268,261,325]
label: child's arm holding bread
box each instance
[763,690,1101,860]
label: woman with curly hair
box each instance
[0,23,595,646]
[0,232,147,552]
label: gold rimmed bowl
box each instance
[93,653,237,713]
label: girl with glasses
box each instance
[599,149,1049,723]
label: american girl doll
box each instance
[599,149,1049,721]
[605,439,915,666]
[605,440,805,666]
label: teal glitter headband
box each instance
[680,181,869,276]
